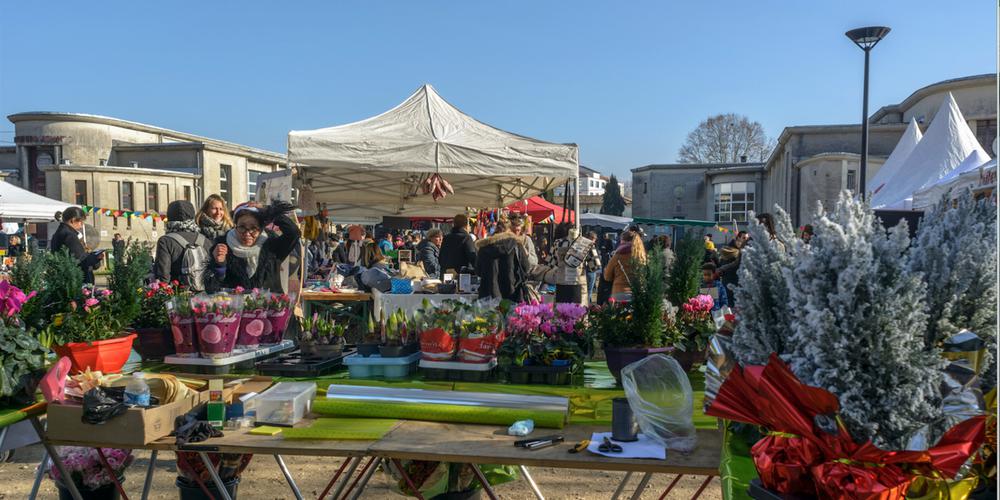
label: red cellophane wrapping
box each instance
[420,328,457,361]
[458,333,503,363]
[706,354,987,499]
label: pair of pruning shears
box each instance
[598,436,623,453]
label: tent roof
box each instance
[507,196,575,224]
[580,213,632,230]
[0,181,74,222]
[872,93,990,210]
[289,85,578,217]
[868,118,923,196]
[912,152,994,209]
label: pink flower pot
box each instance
[196,314,242,359]
[168,314,199,358]
[261,308,291,344]
[236,309,269,350]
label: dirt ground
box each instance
[1,445,723,499]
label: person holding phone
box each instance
[50,206,103,284]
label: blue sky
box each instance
[1,1,995,178]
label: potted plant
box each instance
[48,447,133,500]
[299,313,320,358]
[380,309,407,357]
[132,281,181,360]
[669,294,716,371]
[191,293,244,359]
[236,288,270,350]
[457,306,502,363]
[314,318,347,358]
[261,292,294,344]
[357,312,381,357]
[499,302,585,384]
[0,282,47,406]
[44,286,135,375]
[166,292,197,358]
[418,299,462,361]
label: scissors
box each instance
[598,436,623,453]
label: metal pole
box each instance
[628,472,653,500]
[274,454,304,500]
[860,47,871,200]
[610,471,633,500]
[29,416,83,500]
[198,452,233,500]
[29,450,48,500]
[518,465,545,500]
[141,450,157,500]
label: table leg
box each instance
[690,476,715,499]
[340,456,377,500]
[628,472,653,500]
[657,474,683,500]
[328,457,362,500]
[28,450,47,500]
[29,416,83,500]
[346,458,381,500]
[273,454,304,500]
[469,463,500,500]
[317,456,355,500]
[390,458,426,500]
[141,450,158,500]
[610,471,633,500]
[198,452,233,500]
[518,465,545,500]
[95,447,129,500]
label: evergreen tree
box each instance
[730,206,797,365]
[907,193,997,381]
[601,176,626,216]
[783,192,943,449]
[665,232,703,307]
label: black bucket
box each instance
[176,477,240,500]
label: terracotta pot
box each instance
[52,333,137,374]
[132,327,176,361]
[603,346,672,383]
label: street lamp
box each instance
[846,26,890,200]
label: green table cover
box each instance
[719,422,758,500]
[0,406,28,430]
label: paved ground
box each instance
[1,445,722,499]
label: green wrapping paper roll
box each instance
[312,398,567,429]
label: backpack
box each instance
[166,233,210,292]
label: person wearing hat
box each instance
[206,199,300,292]
[154,200,214,291]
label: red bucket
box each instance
[51,333,137,374]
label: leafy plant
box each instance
[42,287,128,346]
[8,254,45,331]
[628,244,667,347]
[666,232,703,307]
[35,251,85,336]
[107,241,152,328]
[672,295,717,352]
[135,281,181,329]
[0,322,47,403]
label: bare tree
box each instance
[677,113,774,163]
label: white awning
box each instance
[0,180,74,222]
[868,118,922,197]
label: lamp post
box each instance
[846,26,890,200]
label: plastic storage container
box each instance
[505,363,577,385]
[344,352,420,379]
[419,359,497,382]
[252,381,317,426]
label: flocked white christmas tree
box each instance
[907,192,998,382]
[782,192,943,449]
[730,206,797,365]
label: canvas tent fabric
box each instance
[868,118,923,197]
[872,93,990,210]
[506,196,575,224]
[912,155,995,210]
[0,181,74,222]
[288,85,578,217]
[580,213,632,230]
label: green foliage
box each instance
[629,245,666,347]
[9,253,47,332]
[0,323,47,403]
[37,251,86,337]
[600,175,627,217]
[666,232,704,307]
[107,241,152,327]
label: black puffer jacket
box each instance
[206,206,301,293]
[417,239,440,278]
[50,223,101,284]
[475,232,530,302]
[439,227,477,274]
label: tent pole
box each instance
[574,169,580,231]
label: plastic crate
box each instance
[419,359,497,382]
[505,363,577,385]
[252,382,317,426]
[344,352,421,379]
[256,349,354,377]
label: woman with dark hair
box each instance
[50,206,103,284]
[197,194,234,240]
[206,200,300,292]
[757,213,777,240]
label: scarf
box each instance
[200,215,231,233]
[347,240,362,265]
[226,229,268,278]
[166,220,200,234]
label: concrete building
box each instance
[2,112,287,247]
[633,73,997,230]
[578,194,632,217]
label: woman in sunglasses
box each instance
[206,199,300,293]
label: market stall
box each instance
[580,213,632,230]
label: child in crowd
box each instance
[700,262,728,311]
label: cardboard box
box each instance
[46,390,200,446]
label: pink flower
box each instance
[101,289,112,297]
[235,286,246,294]
[82,288,91,297]
[150,281,161,291]
[85,298,100,308]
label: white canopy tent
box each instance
[288,85,579,218]
[580,213,632,230]
[912,155,995,210]
[0,180,74,222]
[872,93,990,210]
[867,118,922,197]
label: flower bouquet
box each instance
[48,446,133,496]
[236,288,271,350]
[261,292,294,344]
[133,280,181,360]
[419,299,464,361]
[166,292,198,358]
[191,293,244,359]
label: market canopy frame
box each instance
[288,85,579,217]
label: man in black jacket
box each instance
[417,228,443,278]
[154,200,213,290]
[439,214,477,275]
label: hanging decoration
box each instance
[81,205,167,222]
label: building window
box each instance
[74,180,88,205]
[713,182,755,223]
[161,183,170,204]
[846,169,857,191]
[148,183,160,213]
[643,182,647,194]
[183,185,192,202]
[248,171,262,201]
[219,164,232,206]
[121,182,134,211]
[976,119,997,155]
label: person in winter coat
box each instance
[196,194,234,240]
[700,262,729,311]
[344,225,366,266]
[603,229,647,298]
[545,223,599,304]
[206,200,300,292]
[328,233,348,264]
[50,206,103,284]
[417,228,443,278]
[475,221,531,302]
[154,200,213,290]
[717,231,747,306]
[439,214,477,275]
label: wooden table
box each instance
[43,417,722,500]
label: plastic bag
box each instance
[621,354,697,452]
[82,387,128,424]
